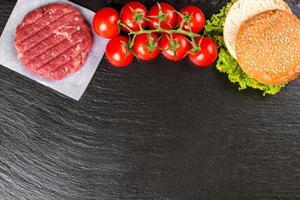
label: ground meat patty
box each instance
[15,3,93,80]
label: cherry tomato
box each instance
[159,33,192,61]
[106,36,134,67]
[133,33,160,61]
[176,5,205,33]
[188,37,218,67]
[93,7,120,39]
[120,1,148,32]
[148,2,177,30]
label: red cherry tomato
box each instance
[93,7,120,39]
[148,2,177,30]
[106,36,134,67]
[120,1,148,32]
[159,33,192,61]
[176,5,205,33]
[133,33,161,61]
[188,37,218,67]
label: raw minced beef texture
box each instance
[15,3,93,80]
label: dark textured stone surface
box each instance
[0,0,300,199]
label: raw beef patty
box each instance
[15,3,93,80]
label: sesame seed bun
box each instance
[235,10,300,85]
[224,0,291,59]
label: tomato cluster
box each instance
[93,1,218,68]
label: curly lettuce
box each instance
[204,0,284,95]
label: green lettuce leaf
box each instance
[204,0,284,95]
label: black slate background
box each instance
[0,0,300,199]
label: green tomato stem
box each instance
[118,4,203,53]
[129,34,137,49]
[129,29,200,38]
[128,29,201,50]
